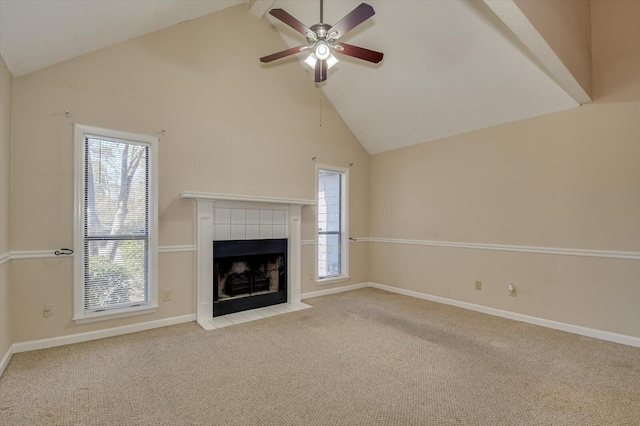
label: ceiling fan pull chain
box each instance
[320,0,323,24]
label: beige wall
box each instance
[1,56,12,360]
[9,5,369,343]
[515,0,592,98]
[592,0,640,102]
[369,0,640,338]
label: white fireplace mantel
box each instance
[180,191,315,206]
[180,192,316,329]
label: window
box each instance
[74,125,158,323]
[317,165,348,282]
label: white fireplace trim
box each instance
[180,191,314,206]
[180,192,316,329]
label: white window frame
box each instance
[73,124,159,324]
[315,163,349,284]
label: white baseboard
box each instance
[12,314,196,354]
[368,282,640,348]
[301,282,369,300]
[0,344,14,377]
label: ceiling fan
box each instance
[260,1,384,83]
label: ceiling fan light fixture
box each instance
[305,52,339,70]
[326,53,339,69]
[304,53,318,69]
[315,42,330,60]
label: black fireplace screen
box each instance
[213,239,287,316]
[216,255,283,299]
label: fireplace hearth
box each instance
[213,239,287,316]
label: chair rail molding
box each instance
[8,246,198,260]
[368,237,640,260]
[11,237,636,261]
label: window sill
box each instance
[316,276,351,286]
[73,304,159,324]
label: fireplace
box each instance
[213,239,287,316]
[179,192,314,330]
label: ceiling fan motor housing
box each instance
[308,23,333,43]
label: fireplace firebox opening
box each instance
[213,239,287,316]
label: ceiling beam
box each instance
[484,0,591,104]
[248,0,276,18]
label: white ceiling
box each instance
[0,0,579,154]
[268,0,578,154]
[0,0,244,76]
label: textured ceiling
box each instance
[0,0,579,154]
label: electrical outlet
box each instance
[508,283,517,297]
[475,281,482,291]
[43,304,55,318]
[162,290,172,302]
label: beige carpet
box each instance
[1,288,639,425]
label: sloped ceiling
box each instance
[0,0,579,154]
[266,0,578,154]
[0,0,244,76]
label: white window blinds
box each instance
[83,136,150,312]
[318,169,343,279]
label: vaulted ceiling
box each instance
[0,0,583,154]
[0,0,245,76]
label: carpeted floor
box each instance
[1,287,639,425]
